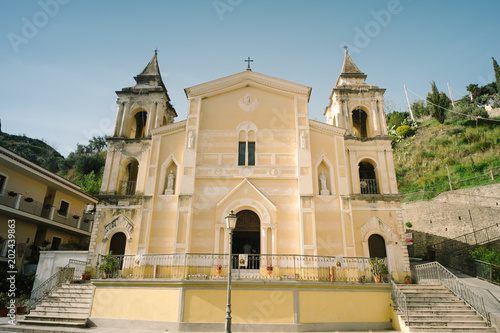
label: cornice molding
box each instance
[185,71,311,101]
[151,120,187,136]
[309,119,346,136]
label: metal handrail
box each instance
[96,253,388,283]
[475,259,500,285]
[428,223,500,255]
[27,259,87,312]
[414,261,490,325]
[390,280,409,325]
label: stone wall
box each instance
[402,184,500,258]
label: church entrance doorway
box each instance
[368,234,387,258]
[233,210,260,269]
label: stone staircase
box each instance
[19,282,94,328]
[398,284,496,332]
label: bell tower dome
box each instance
[324,50,388,138]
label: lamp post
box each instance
[225,210,237,333]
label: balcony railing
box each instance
[360,178,379,194]
[0,189,93,232]
[96,253,388,284]
[120,181,137,195]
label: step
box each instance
[407,301,468,307]
[44,296,92,303]
[36,301,91,308]
[25,313,88,322]
[408,309,479,316]
[32,305,89,313]
[17,319,87,328]
[409,319,488,327]
[408,315,483,322]
[29,310,89,317]
[409,326,496,332]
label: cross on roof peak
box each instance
[244,57,253,70]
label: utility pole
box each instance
[445,165,453,191]
[447,83,455,109]
[404,85,415,121]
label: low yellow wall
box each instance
[90,281,393,328]
[299,290,391,323]
[90,287,179,321]
[183,288,294,324]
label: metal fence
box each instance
[428,223,500,255]
[96,253,387,283]
[390,280,409,325]
[475,260,500,285]
[360,179,379,194]
[27,259,87,312]
[414,261,490,325]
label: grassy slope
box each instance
[393,119,500,200]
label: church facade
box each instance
[89,51,409,275]
[86,52,409,330]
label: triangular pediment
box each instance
[217,178,276,210]
[185,70,311,101]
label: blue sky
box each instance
[1,0,499,156]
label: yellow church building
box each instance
[87,51,410,331]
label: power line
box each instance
[406,87,500,123]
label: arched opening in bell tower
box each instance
[352,109,368,138]
[359,161,379,194]
[133,111,148,138]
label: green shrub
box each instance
[395,125,414,138]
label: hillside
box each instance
[392,119,500,201]
[0,132,64,173]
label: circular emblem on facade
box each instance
[215,168,223,176]
[238,93,259,112]
[242,167,252,177]
[270,168,278,176]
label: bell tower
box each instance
[112,50,177,139]
[100,51,177,196]
[324,50,387,137]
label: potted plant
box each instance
[404,274,412,284]
[16,294,27,314]
[215,264,222,277]
[82,268,92,280]
[99,253,120,278]
[370,258,388,283]
[266,264,273,277]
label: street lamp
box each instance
[225,210,237,333]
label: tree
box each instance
[447,100,489,124]
[426,81,451,124]
[411,99,428,119]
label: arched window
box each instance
[121,159,139,195]
[368,234,387,258]
[359,161,378,194]
[238,130,255,166]
[352,109,368,138]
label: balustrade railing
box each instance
[0,188,93,232]
[120,181,137,195]
[414,261,490,325]
[96,253,387,283]
[27,259,87,312]
[475,259,500,285]
[360,179,379,194]
[390,280,409,325]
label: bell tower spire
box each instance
[324,50,388,137]
[112,51,177,139]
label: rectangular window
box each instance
[51,237,61,250]
[0,174,6,195]
[248,142,255,166]
[58,200,69,216]
[238,142,246,166]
